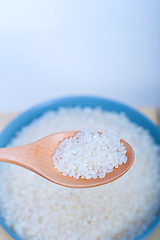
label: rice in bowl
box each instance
[0,106,160,240]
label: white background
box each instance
[0,0,160,111]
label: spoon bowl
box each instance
[0,131,134,188]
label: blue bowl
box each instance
[0,96,160,240]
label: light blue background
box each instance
[0,0,160,110]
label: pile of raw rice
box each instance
[0,107,160,240]
[53,130,127,179]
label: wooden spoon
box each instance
[0,131,134,188]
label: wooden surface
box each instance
[0,108,160,240]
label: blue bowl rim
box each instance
[0,95,160,240]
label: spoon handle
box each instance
[0,144,37,171]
